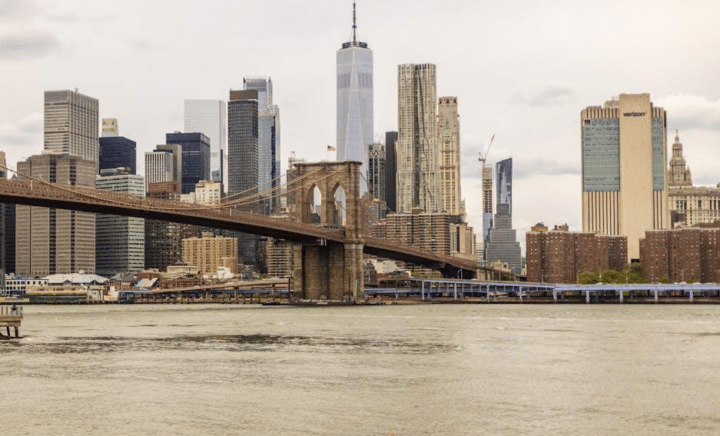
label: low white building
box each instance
[4,276,50,295]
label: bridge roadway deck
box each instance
[0,179,479,276]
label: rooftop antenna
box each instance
[352,2,357,45]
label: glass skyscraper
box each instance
[485,158,521,274]
[166,132,211,194]
[99,135,137,175]
[184,100,227,188]
[336,2,373,191]
[244,77,280,214]
[227,90,258,200]
[227,89,260,266]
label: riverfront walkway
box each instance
[364,279,720,304]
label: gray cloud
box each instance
[513,158,580,179]
[463,152,579,180]
[0,31,60,60]
[657,94,720,130]
[511,85,578,107]
[0,0,34,21]
[43,12,78,23]
[129,38,153,51]
[44,11,116,24]
[18,112,42,134]
[0,113,42,149]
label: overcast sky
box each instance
[2,0,720,254]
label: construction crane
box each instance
[478,134,495,167]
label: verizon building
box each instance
[581,93,669,261]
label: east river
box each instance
[1,304,720,435]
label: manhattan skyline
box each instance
[2,0,720,252]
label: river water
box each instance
[1,304,719,435]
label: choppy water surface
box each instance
[1,304,720,435]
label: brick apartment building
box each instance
[526,224,627,284]
[640,223,720,283]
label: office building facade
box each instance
[481,165,493,261]
[485,204,522,274]
[144,150,174,188]
[228,90,260,265]
[184,100,227,187]
[144,182,199,271]
[227,90,259,200]
[44,90,99,164]
[438,96,463,217]
[166,132,211,194]
[581,93,669,260]
[370,210,477,268]
[336,2,373,184]
[485,158,521,273]
[182,234,238,276]
[96,169,145,277]
[385,131,398,212]
[101,118,118,137]
[368,142,386,202]
[397,63,439,213]
[244,77,281,213]
[16,154,96,276]
[99,135,137,175]
[0,152,14,274]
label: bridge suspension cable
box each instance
[223,167,348,209]
[0,163,349,216]
[220,166,326,208]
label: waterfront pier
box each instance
[0,305,23,338]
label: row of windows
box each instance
[582,120,620,191]
[674,198,720,211]
[337,73,373,89]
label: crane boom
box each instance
[478,134,495,165]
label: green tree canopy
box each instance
[601,269,624,284]
[623,263,648,284]
[578,271,600,284]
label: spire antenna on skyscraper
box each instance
[352,1,357,45]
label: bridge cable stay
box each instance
[221,165,323,203]
[219,167,348,210]
[214,166,349,209]
[220,167,330,207]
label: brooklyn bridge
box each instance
[0,161,491,302]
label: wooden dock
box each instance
[0,305,22,338]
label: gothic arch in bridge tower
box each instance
[331,183,347,227]
[306,184,323,225]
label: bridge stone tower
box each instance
[289,161,365,301]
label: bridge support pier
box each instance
[292,241,364,302]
